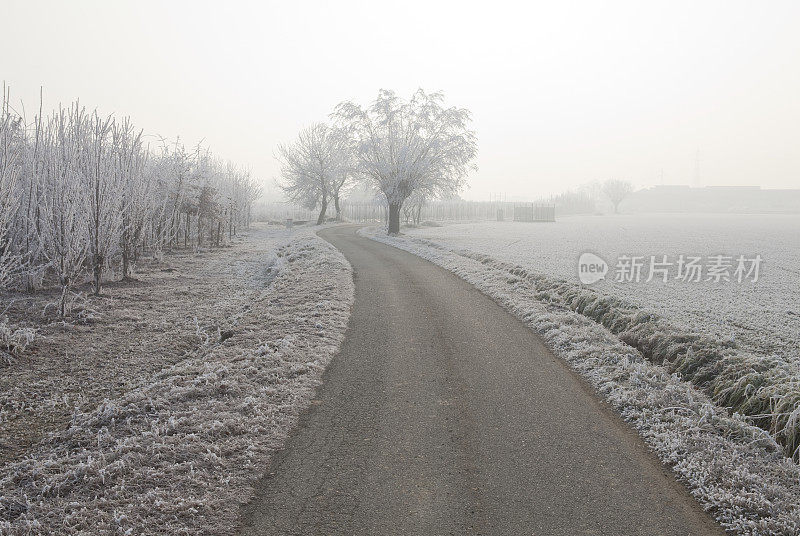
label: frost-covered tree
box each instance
[36,106,91,316]
[0,87,263,316]
[276,123,348,225]
[333,89,477,234]
[602,179,634,214]
[220,163,261,239]
[402,190,427,226]
[113,119,148,280]
[326,127,353,221]
[157,139,194,248]
[0,86,23,290]
[84,111,124,295]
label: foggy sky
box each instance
[2,0,799,200]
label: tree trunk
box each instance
[388,203,401,234]
[93,254,102,295]
[59,282,68,318]
[316,198,328,225]
[334,195,341,221]
[122,245,130,280]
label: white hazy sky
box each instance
[2,0,799,200]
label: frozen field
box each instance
[406,214,800,367]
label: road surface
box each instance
[238,225,723,535]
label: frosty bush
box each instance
[0,317,36,366]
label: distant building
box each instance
[622,185,800,214]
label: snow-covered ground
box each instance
[405,214,800,364]
[0,225,354,535]
[363,218,800,535]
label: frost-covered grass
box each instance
[0,320,36,367]
[0,225,354,534]
[363,225,800,535]
[2,228,278,467]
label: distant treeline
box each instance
[256,191,597,225]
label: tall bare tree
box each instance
[114,119,148,280]
[333,89,477,234]
[84,111,123,295]
[36,106,91,316]
[602,179,634,214]
[276,123,348,225]
[0,85,23,291]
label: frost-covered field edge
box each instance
[0,230,354,535]
[362,227,800,535]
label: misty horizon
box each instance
[3,0,799,202]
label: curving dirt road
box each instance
[238,225,723,536]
